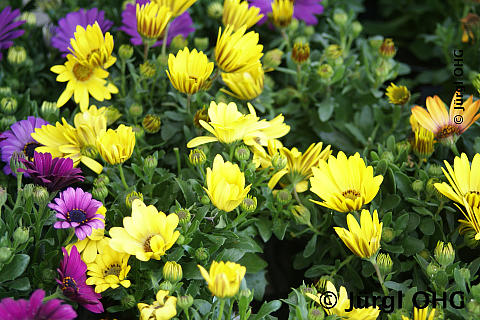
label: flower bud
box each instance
[308,308,324,320]
[7,46,27,65]
[132,125,145,139]
[464,229,480,248]
[235,145,251,161]
[0,116,16,131]
[426,262,439,278]
[377,253,393,275]
[144,154,158,170]
[175,208,191,226]
[159,280,173,292]
[33,186,49,206]
[379,38,396,59]
[129,103,143,118]
[292,41,310,64]
[156,53,168,69]
[13,227,29,245]
[176,234,185,245]
[207,2,223,19]
[142,114,162,134]
[271,152,287,171]
[317,64,334,79]
[121,294,136,309]
[275,189,292,205]
[170,35,188,52]
[304,25,315,37]
[412,180,424,193]
[288,19,299,32]
[10,151,26,174]
[324,44,342,60]
[119,44,134,60]
[291,205,311,226]
[0,186,6,208]
[458,267,471,283]
[92,185,108,201]
[177,295,194,309]
[195,247,209,261]
[189,149,206,166]
[1,97,18,114]
[0,247,12,263]
[105,106,122,126]
[194,37,209,51]
[240,195,257,213]
[22,184,35,201]
[263,49,283,71]
[382,227,395,243]
[352,21,362,37]
[125,191,143,209]
[40,101,58,119]
[93,174,110,188]
[427,164,443,177]
[193,105,209,128]
[0,87,11,96]
[200,194,210,205]
[434,241,455,267]
[139,61,156,79]
[333,9,348,27]
[21,12,37,26]
[467,301,480,316]
[239,288,252,299]
[163,261,183,283]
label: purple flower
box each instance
[51,8,113,56]
[249,0,324,25]
[18,152,84,192]
[0,6,25,60]
[120,0,195,47]
[50,187,104,240]
[0,289,77,320]
[57,246,103,313]
[0,116,48,176]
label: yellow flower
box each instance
[67,227,105,264]
[137,2,172,41]
[166,47,214,95]
[222,0,263,31]
[221,62,264,100]
[51,54,118,112]
[385,83,410,105]
[86,238,131,293]
[96,124,136,165]
[411,92,480,142]
[310,151,383,212]
[306,281,380,319]
[68,22,116,69]
[411,127,435,160]
[434,153,480,204]
[271,0,294,28]
[109,199,180,261]
[401,307,436,320]
[197,261,246,298]
[32,118,105,174]
[215,25,263,73]
[457,196,480,241]
[105,106,122,125]
[138,290,177,320]
[204,154,251,212]
[252,139,284,169]
[268,142,332,193]
[461,13,480,43]
[155,0,196,17]
[74,105,108,130]
[410,113,420,132]
[334,209,382,259]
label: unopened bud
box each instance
[352,21,362,37]
[292,41,310,64]
[0,187,6,208]
[22,184,35,201]
[426,262,439,278]
[163,261,183,283]
[33,186,49,206]
[427,164,443,177]
[271,153,287,171]
[291,205,311,225]
[240,195,257,213]
[382,227,395,243]
[125,191,143,209]
[175,208,191,226]
[21,12,36,26]
[121,294,136,309]
[377,253,393,275]
[105,106,122,126]
[7,46,27,65]
[132,125,144,139]
[193,106,209,128]
[40,101,58,119]
[1,97,18,114]
[195,247,209,261]
[129,104,143,118]
[92,185,108,201]
[178,295,194,309]
[379,38,396,59]
[93,174,110,188]
[13,227,29,245]
[412,180,424,193]
[194,37,209,51]
[144,154,158,170]
[434,241,455,267]
[142,114,162,134]
[200,194,210,205]
[324,44,342,60]
[119,44,134,60]
[275,189,292,205]
[207,2,223,19]
[10,151,26,175]
[263,49,283,70]
[0,116,16,131]
[139,61,156,79]
[317,64,334,79]
[170,35,188,52]
[308,308,324,320]
[159,280,173,292]
[235,145,251,161]
[333,9,348,27]
[189,149,206,166]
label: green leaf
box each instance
[238,253,268,273]
[317,99,335,122]
[382,243,404,254]
[382,194,401,211]
[395,213,409,230]
[218,248,245,262]
[251,300,282,320]
[403,236,425,256]
[256,217,273,242]
[395,172,414,196]
[246,270,268,300]
[454,268,467,293]
[412,206,433,216]
[0,254,30,283]
[419,218,435,235]
[303,235,317,258]
[272,219,288,240]
[6,277,30,291]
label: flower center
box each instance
[80,145,98,158]
[144,235,154,252]
[342,189,361,200]
[61,276,78,295]
[436,124,460,140]
[104,263,122,277]
[67,209,87,223]
[23,142,41,161]
[72,63,94,81]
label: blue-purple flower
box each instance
[50,187,104,240]
[57,246,103,313]
[0,116,48,175]
[120,0,195,47]
[249,0,323,25]
[0,289,77,320]
[0,6,25,60]
[51,8,113,56]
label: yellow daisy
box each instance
[136,2,172,41]
[244,103,290,149]
[385,82,410,105]
[138,290,177,320]
[222,0,263,31]
[457,196,480,241]
[197,261,246,298]
[271,0,294,28]
[221,61,264,100]
[155,0,197,17]
[96,124,136,165]
[401,307,436,320]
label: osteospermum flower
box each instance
[411,126,435,160]
[50,54,119,111]
[411,92,480,142]
[136,2,172,41]
[138,290,177,320]
[51,8,113,56]
[309,151,383,212]
[215,25,263,73]
[244,104,290,149]
[66,215,105,263]
[0,6,25,60]
[57,246,103,313]
[96,124,136,165]
[221,61,264,100]
[198,261,246,298]
[401,307,436,320]
[385,82,410,105]
[457,196,480,241]
[18,152,84,192]
[268,142,332,193]
[166,47,214,95]
[434,153,480,204]
[204,154,251,212]
[223,0,263,31]
[334,209,382,259]
[0,116,48,175]
[0,289,77,320]
[86,238,131,293]
[50,187,105,240]
[271,0,294,28]
[121,0,194,47]
[249,0,324,26]
[109,199,180,261]
[155,0,197,17]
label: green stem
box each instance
[184,308,191,320]
[371,259,389,295]
[174,147,182,178]
[226,299,234,320]
[216,299,226,320]
[329,255,355,277]
[63,228,76,246]
[121,59,126,97]
[186,94,192,115]
[293,187,303,206]
[296,64,302,89]
[161,22,171,57]
[43,290,62,302]
[143,43,150,61]
[13,173,23,210]
[280,29,290,52]
[118,164,129,190]
[450,142,460,157]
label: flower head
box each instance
[411,92,480,142]
[136,2,172,41]
[155,0,197,17]
[0,116,48,175]
[401,307,436,320]
[86,238,131,293]
[0,289,77,320]
[215,25,263,73]
[204,154,251,212]
[138,290,177,320]
[109,199,180,261]
[221,62,264,100]
[51,8,113,56]
[96,124,136,165]
[166,47,214,95]
[19,152,84,192]
[0,6,25,60]
[249,0,323,26]
[223,0,263,31]
[461,13,480,43]
[198,261,246,298]
[50,187,105,240]
[334,209,382,259]
[66,219,105,263]
[386,83,410,105]
[271,0,294,28]
[57,246,103,313]
[309,151,383,212]
[456,195,480,242]
[411,127,435,160]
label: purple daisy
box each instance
[50,187,104,240]
[57,246,103,313]
[120,0,195,47]
[0,6,25,60]
[249,0,324,25]
[0,289,77,320]
[51,8,113,56]
[18,152,84,192]
[0,116,48,176]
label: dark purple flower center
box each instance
[23,142,41,161]
[67,209,87,224]
[62,276,78,296]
